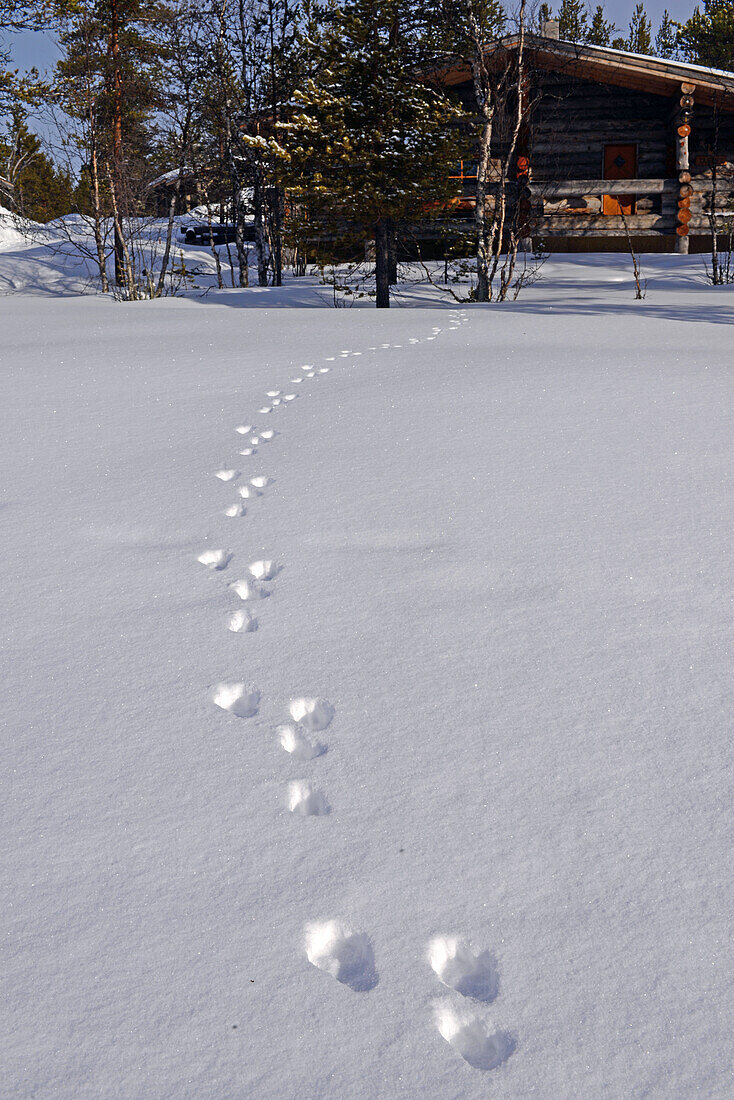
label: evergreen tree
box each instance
[626,2,652,53]
[654,8,677,57]
[677,0,734,69]
[276,0,460,307]
[557,0,588,41]
[0,109,74,219]
[586,4,615,45]
[536,3,552,33]
[55,0,173,283]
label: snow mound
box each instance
[305,921,378,991]
[434,1005,515,1071]
[289,697,334,731]
[197,549,232,571]
[248,559,279,581]
[288,780,330,816]
[212,683,260,717]
[228,609,257,634]
[278,724,326,761]
[230,578,268,601]
[428,937,498,1002]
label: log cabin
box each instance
[436,24,734,253]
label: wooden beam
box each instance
[528,178,675,197]
[538,214,671,230]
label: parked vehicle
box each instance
[182,223,256,245]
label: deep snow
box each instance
[2,253,733,1099]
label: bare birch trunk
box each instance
[110,0,126,287]
[466,0,494,304]
[89,136,109,293]
[375,220,390,308]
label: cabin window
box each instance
[602,143,637,216]
[450,160,478,181]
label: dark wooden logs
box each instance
[528,178,674,197]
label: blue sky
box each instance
[7,0,699,76]
[3,0,701,161]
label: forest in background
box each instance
[1,0,733,303]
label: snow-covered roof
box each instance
[437,33,734,108]
[147,167,195,190]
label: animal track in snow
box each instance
[283,393,297,401]
[259,406,272,415]
[215,468,239,482]
[250,475,273,489]
[230,578,268,600]
[213,682,260,718]
[260,429,277,440]
[288,780,330,816]
[434,1005,515,1071]
[291,377,303,383]
[409,338,419,344]
[235,424,253,435]
[249,559,280,581]
[197,549,232,571]
[325,356,336,361]
[266,390,281,398]
[318,368,329,374]
[278,723,326,760]
[305,371,315,378]
[428,937,499,1002]
[271,398,282,406]
[239,447,255,456]
[289,697,334,731]
[305,921,378,992]
[238,484,262,499]
[229,608,257,633]
[224,502,246,518]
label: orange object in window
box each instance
[602,144,637,216]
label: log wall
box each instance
[447,69,734,247]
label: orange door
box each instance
[602,144,637,216]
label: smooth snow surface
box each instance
[3,264,733,1099]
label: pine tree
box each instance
[557,0,588,41]
[677,0,734,69]
[55,0,173,284]
[277,0,460,307]
[536,3,552,33]
[0,109,74,219]
[626,2,652,54]
[586,5,615,45]
[654,8,677,57]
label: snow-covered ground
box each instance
[2,234,733,1098]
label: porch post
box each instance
[674,82,695,255]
